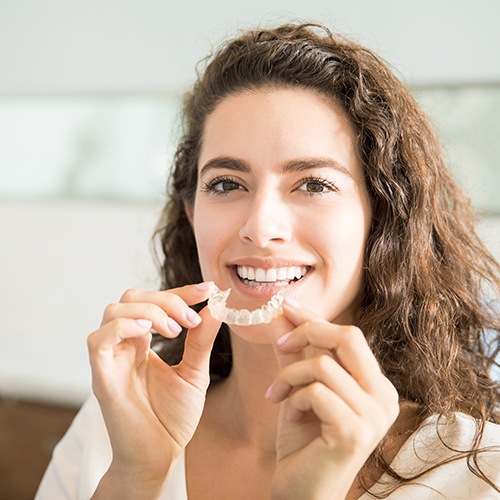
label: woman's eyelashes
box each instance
[200,175,339,197]
[293,176,339,195]
[200,175,246,195]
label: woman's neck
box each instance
[205,332,281,454]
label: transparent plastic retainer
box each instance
[208,284,285,325]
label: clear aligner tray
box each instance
[207,284,284,325]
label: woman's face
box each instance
[191,87,371,329]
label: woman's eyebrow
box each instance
[282,158,354,179]
[199,156,354,179]
[199,157,250,177]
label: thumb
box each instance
[177,305,221,385]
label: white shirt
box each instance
[36,394,500,499]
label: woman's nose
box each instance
[238,190,292,247]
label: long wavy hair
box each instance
[153,23,500,495]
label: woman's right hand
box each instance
[87,282,221,496]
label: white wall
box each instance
[1,0,500,96]
[0,200,162,404]
[1,0,499,405]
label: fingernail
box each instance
[276,332,291,346]
[186,308,202,326]
[196,281,213,291]
[265,384,274,400]
[166,317,183,335]
[284,296,300,309]
[136,319,152,329]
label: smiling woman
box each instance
[191,88,371,330]
[36,22,500,499]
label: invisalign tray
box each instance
[208,284,285,325]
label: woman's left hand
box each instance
[267,299,400,500]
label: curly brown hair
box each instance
[153,23,500,495]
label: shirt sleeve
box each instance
[35,394,112,500]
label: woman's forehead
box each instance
[198,87,362,180]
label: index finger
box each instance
[168,282,215,304]
[120,282,214,327]
[120,282,213,305]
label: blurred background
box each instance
[1,0,499,497]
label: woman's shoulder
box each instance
[367,412,500,498]
[399,411,500,474]
[417,411,500,449]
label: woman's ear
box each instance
[184,202,194,228]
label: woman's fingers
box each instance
[272,298,399,423]
[102,302,184,338]
[268,351,399,423]
[88,317,154,397]
[119,282,212,326]
[270,298,400,491]
[121,283,224,384]
[274,320,398,412]
[267,355,369,415]
[286,380,397,448]
[285,382,353,427]
[280,301,382,394]
[89,282,220,393]
[88,317,153,353]
[98,282,215,338]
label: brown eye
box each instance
[296,177,336,195]
[201,176,246,195]
[305,182,325,193]
[218,181,241,191]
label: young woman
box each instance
[37,23,500,499]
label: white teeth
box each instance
[247,266,255,280]
[238,266,246,279]
[236,265,309,284]
[277,268,287,280]
[255,268,266,281]
[208,284,285,325]
[266,268,277,281]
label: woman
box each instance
[37,23,500,498]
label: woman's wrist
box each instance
[91,460,172,499]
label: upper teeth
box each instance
[237,265,308,282]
